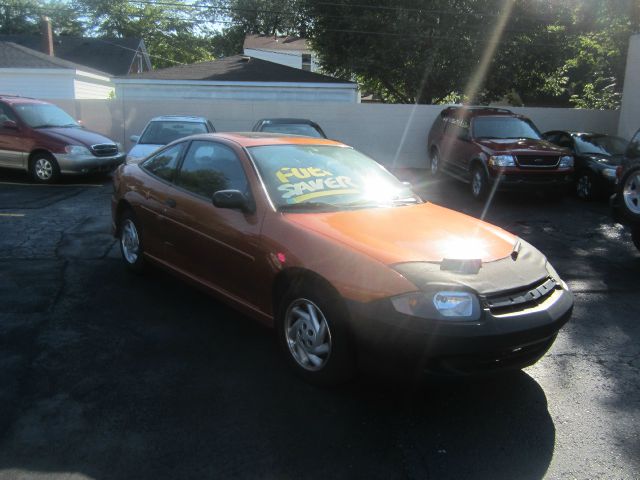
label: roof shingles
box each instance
[118,55,351,84]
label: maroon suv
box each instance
[0,95,124,183]
[427,107,574,199]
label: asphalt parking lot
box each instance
[0,167,638,480]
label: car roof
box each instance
[149,115,210,123]
[0,94,50,106]
[256,118,320,125]
[182,132,343,148]
[441,106,516,118]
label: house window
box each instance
[302,53,312,71]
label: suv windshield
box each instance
[13,103,78,128]
[472,117,541,140]
[248,145,419,211]
[574,134,627,156]
[260,123,325,138]
[139,121,209,145]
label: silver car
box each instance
[126,116,215,164]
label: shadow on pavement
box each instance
[0,259,555,480]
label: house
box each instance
[0,42,113,99]
[113,55,359,103]
[243,34,318,73]
[0,35,151,76]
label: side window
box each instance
[627,130,640,159]
[175,141,248,199]
[142,143,184,182]
[445,117,470,140]
[0,103,17,124]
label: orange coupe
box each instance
[111,133,573,384]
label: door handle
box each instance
[164,198,177,208]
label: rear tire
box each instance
[30,153,59,184]
[276,278,356,386]
[118,210,145,273]
[429,149,440,176]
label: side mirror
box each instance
[130,135,140,143]
[212,189,254,213]
[1,120,18,130]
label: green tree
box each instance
[74,0,215,68]
[0,0,83,36]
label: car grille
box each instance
[484,277,558,314]
[91,143,118,157]
[516,155,559,169]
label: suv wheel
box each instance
[471,165,488,200]
[576,171,597,201]
[429,149,440,176]
[30,153,59,183]
[621,166,640,222]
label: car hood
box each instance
[476,138,566,155]
[127,143,163,162]
[38,127,116,147]
[285,202,517,265]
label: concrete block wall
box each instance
[619,34,640,141]
[52,99,620,169]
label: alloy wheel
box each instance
[576,174,592,199]
[430,152,439,175]
[284,298,332,371]
[35,158,53,181]
[472,170,483,197]
[121,219,140,264]
[623,171,640,215]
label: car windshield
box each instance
[13,103,78,128]
[473,117,542,140]
[139,121,209,144]
[574,134,627,156]
[260,123,325,138]
[248,144,420,211]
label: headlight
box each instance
[559,155,574,168]
[488,155,516,168]
[391,290,481,321]
[601,168,617,179]
[64,145,91,156]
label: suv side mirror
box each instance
[130,135,140,143]
[1,120,18,130]
[212,190,254,213]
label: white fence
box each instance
[50,99,620,169]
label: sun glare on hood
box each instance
[438,237,490,260]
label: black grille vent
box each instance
[516,155,559,169]
[91,143,118,157]
[485,277,557,313]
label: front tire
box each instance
[471,165,489,200]
[276,280,356,386]
[118,211,145,273]
[575,170,598,201]
[30,153,59,183]
[620,166,640,223]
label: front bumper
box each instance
[54,153,126,175]
[490,171,574,191]
[346,286,573,374]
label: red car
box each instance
[427,107,574,199]
[111,133,573,385]
[0,95,124,183]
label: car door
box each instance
[135,142,187,258]
[446,117,475,179]
[0,103,26,170]
[161,139,265,307]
